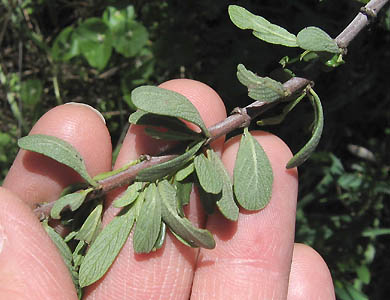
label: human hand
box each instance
[0,79,335,299]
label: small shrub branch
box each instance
[33,0,388,220]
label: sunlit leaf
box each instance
[297,26,340,53]
[75,203,103,244]
[131,86,209,136]
[158,180,215,249]
[237,64,286,102]
[51,188,93,219]
[207,150,239,221]
[228,5,298,47]
[286,88,324,168]
[175,162,194,181]
[136,140,204,182]
[113,181,143,208]
[18,134,98,187]
[133,183,162,253]
[233,128,273,210]
[79,205,136,287]
[194,153,223,194]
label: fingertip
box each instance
[3,103,112,206]
[0,187,77,299]
[288,243,335,300]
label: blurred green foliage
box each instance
[1,0,389,298]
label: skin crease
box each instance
[0,79,335,300]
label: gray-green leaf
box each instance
[18,134,98,187]
[228,5,298,47]
[237,64,286,102]
[286,88,324,168]
[113,181,143,208]
[297,26,340,54]
[207,149,239,221]
[175,162,194,181]
[131,86,210,136]
[233,128,273,210]
[42,221,79,286]
[194,153,223,194]
[144,127,202,141]
[79,205,136,287]
[133,183,162,253]
[158,180,215,249]
[75,203,103,244]
[51,188,93,219]
[136,140,204,182]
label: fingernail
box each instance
[0,225,6,255]
[65,102,106,125]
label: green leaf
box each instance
[237,64,286,102]
[144,127,202,141]
[51,26,80,61]
[75,18,112,70]
[133,183,162,253]
[73,240,87,268]
[286,88,324,168]
[51,188,93,219]
[42,221,79,287]
[194,153,223,194]
[136,140,204,182]
[228,5,298,47]
[207,150,239,221]
[79,205,136,287]
[233,128,273,210]
[103,6,148,58]
[174,179,193,216]
[297,26,340,54]
[18,134,98,187]
[152,221,166,251]
[113,182,143,208]
[75,203,103,244]
[20,79,43,110]
[158,180,215,249]
[175,162,194,181]
[131,86,209,136]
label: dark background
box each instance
[1,1,389,299]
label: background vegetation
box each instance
[1,0,389,299]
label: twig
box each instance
[33,0,389,219]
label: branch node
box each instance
[231,107,251,128]
[360,7,378,19]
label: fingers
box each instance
[191,131,299,300]
[287,243,335,300]
[84,79,227,300]
[0,188,77,299]
[3,103,112,207]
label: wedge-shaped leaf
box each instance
[133,183,162,253]
[145,127,202,141]
[158,180,215,249]
[194,153,223,194]
[129,110,201,137]
[237,64,286,102]
[297,26,340,54]
[18,134,98,187]
[42,221,79,286]
[113,182,143,208]
[152,221,166,251]
[286,88,324,168]
[228,5,298,47]
[207,150,239,221]
[175,162,194,181]
[131,86,209,136]
[175,179,193,216]
[51,188,93,219]
[79,205,136,287]
[136,140,204,182]
[75,203,103,244]
[233,128,273,210]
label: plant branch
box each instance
[33,0,388,219]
